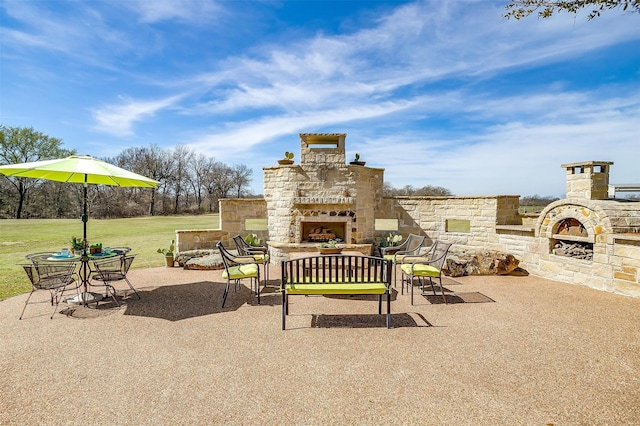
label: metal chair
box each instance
[19,260,80,319]
[380,233,426,287]
[232,234,270,286]
[90,254,139,305]
[217,241,260,308]
[400,241,452,305]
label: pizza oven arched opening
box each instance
[550,218,594,261]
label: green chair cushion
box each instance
[401,263,440,277]
[222,263,259,279]
[252,254,269,263]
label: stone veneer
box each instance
[175,135,640,299]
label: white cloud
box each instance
[187,101,415,160]
[92,95,184,136]
[124,0,222,24]
[372,91,640,197]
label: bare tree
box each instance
[169,145,194,214]
[383,183,452,197]
[203,161,234,212]
[231,164,253,198]
[188,153,210,212]
[117,145,173,215]
[0,125,73,218]
[504,0,640,20]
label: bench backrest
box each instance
[282,255,391,285]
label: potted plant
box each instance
[244,233,264,247]
[318,239,343,254]
[349,153,366,166]
[277,151,295,165]
[89,243,102,254]
[70,236,86,254]
[157,239,175,267]
[378,233,403,254]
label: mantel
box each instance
[294,196,354,205]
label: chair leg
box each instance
[281,291,287,330]
[255,276,261,305]
[392,262,397,288]
[124,277,141,299]
[400,270,406,295]
[100,281,120,307]
[18,290,36,320]
[263,262,269,289]
[428,277,437,297]
[438,276,447,304]
[222,279,230,308]
[386,291,391,329]
[411,276,414,305]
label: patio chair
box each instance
[90,254,139,305]
[19,260,80,319]
[232,234,270,286]
[400,241,452,305]
[380,233,426,287]
[217,241,260,308]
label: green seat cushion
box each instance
[401,263,440,277]
[385,254,426,263]
[285,283,388,295]
[252,254,269,263]
[222,263,259,279]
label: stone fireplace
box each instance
[263,133,383,262]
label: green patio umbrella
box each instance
[0,155,159,302]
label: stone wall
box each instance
[175,142,640,299]
[379,195,521,249]
[175,198,268,252]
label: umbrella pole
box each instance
[81,181,89,305]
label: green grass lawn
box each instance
[519,205,546,214]
[0,214,219,301]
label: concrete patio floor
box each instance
[1,265,639,425]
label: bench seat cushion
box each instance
[285,283,388,295]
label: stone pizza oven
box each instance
[263,133,383,261]
[531,161,640,290]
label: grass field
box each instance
[0,214,219,301]
[519,205,546,214]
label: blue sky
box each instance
[1,0,639,197]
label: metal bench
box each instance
[280,254,392,329]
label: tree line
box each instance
[0,126,255,219]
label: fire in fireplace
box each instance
[301,222,346,242]
[299,215,352,243]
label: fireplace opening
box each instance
[301,222,346,243]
